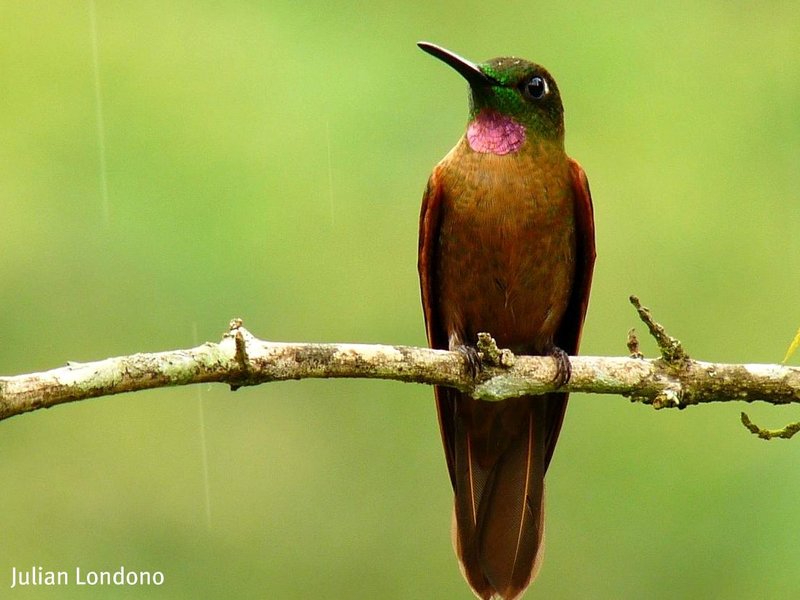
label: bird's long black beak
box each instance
[417,42,499,87]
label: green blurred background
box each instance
[2,1,799,598]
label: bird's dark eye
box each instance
[523,76,548,100]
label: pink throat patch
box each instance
[467,111,526,155]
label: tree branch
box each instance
[1,316,799,425]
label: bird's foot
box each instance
[546,344,572,389]
[453,344,482,379]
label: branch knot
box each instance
[476,332,516,368]
[226,318,250,390]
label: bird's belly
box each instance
[436,171,576,354]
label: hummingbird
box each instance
[417,42,595,599]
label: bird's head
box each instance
[419,42,565,149]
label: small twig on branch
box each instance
[740,412,800,440]
[629,295,690,367]
[476,332,515,367]
[626,329,644,359]
[230,318,249,391]
[1,309,800,425]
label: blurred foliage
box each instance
[1,1,799,598]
